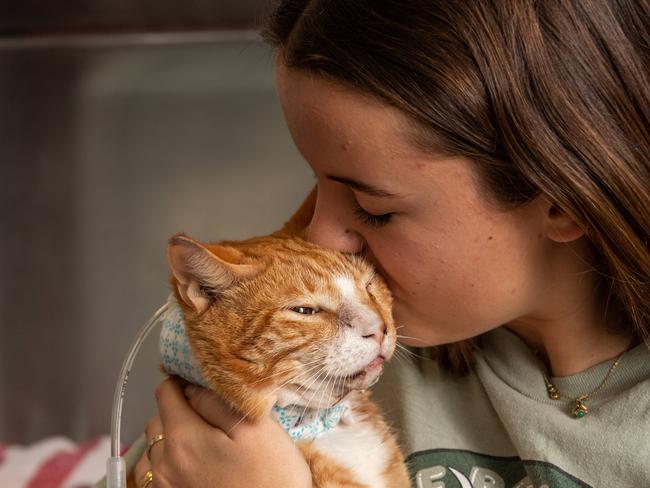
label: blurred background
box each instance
[0,0,315,449]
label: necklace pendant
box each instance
[572,399,589,419]
[546,383,560,400]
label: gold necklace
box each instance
[541,350,626,419]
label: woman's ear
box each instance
[544,202,586,243]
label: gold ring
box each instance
[139,470,153,488]
[147,433,165,460]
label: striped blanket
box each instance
[0,436,123,488]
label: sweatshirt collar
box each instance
[477,326,650,403]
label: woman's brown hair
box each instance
[260,0,650,375]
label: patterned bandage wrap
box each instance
[160,293,209,388]
[159,293,348,441]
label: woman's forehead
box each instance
[277,65,407,140]
[276,63,454,174]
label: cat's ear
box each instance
[274,185,316,238]
[167,233,263,314]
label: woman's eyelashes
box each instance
[351,199,393,227]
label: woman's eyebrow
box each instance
[326,174,400,198]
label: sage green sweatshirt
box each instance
[373,326,650,488]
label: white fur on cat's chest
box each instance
[311,419,390,488]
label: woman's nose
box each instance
[306,204,365,254]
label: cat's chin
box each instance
[342,355,385,390]
[274,356,387,409]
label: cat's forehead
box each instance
[236,236,375,294]
[241,236,372,274]
[331,275,367,304]
[276,250,377,310]
[284,244,372,281]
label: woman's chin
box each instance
[392,309,434,347]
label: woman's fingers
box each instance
[154,377,206,433]
[133,447,151,488]
[134,377,311,487]
[182,383,250,437]
[144,414,165,465]
[155,377,244,439]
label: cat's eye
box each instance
[351,200,393,227]
[290,306,320,315]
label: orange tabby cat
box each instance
[131,190,410,487]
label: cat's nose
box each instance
[360,321,387,346]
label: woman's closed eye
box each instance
[351,200,393,227]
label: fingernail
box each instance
[184,384,198,398]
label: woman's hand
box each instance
[134,377,312,488]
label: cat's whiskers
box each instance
[317,364,337,409]
[292,364,332,396]
[279,361,325,391]
[330,364,348,403]
[313,366,345,465]
[303,374,329,467]
[271,361,328,401]
[292,366,331,467]
[325,374,338,407]
[294,363,336,428]
[395,342,429,361]
[296,365,331,411]
[234,346,323,386]
[392,348,406,367]
[224,362,327,437]
[263,363,329,434]
[396,334,428,344]
[395,346,415,366]
[247,356,324,386]
[298,363,341,467]
[289,367,329,411]
[328,366,346,406]
[317,362,349,406]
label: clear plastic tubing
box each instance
[106,300,169,488]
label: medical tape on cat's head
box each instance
[159,292,209,388]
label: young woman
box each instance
[133,1,649,486]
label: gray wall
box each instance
[1,0,268,34]
[0,33,313,445]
